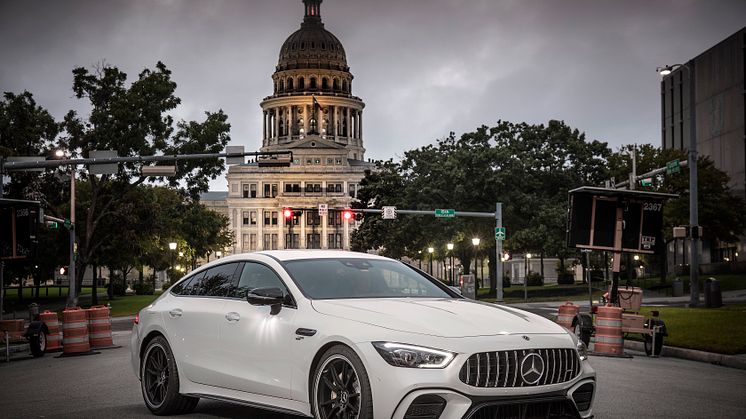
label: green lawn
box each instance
[3,286,93,299]
[478,283,605,303]
[639,274,746,294]
[107,293,162,317]
[628,304,746,355]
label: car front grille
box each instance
[459,349,580,388]
[466,399,579,419]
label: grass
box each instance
[639,274,746,294]
[3,286,93,299]
[478,283,606,303]
[627,304,746,355]
[107,293,162,317]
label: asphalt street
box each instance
[1,330,745,419]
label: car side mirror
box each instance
[247,287,285,315]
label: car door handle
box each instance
[168,309,183,318]
[225,312,240,322]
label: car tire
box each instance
[312,345,373,419]
[29,330,46,357]
[141,336,199,415]
[644,332,664,357]
[573,320,591,348]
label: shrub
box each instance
[557,273,575,285]
[133,282,154,295]
[527,272,544,287]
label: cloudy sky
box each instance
[2,0,745,191]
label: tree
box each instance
[59,62,231,305]
[179,201,233,269]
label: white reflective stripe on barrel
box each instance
[595,335,623,344]
[596,319,622,327]
[88,319,110,325]
[47,335,62,341]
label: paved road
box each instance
[1,331,745,418]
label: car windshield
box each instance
[283,258,454,299]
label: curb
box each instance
[623,340,746,370]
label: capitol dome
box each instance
[276,0,348,72]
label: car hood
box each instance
[311,298,566,338]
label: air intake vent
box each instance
[459,348,580,387]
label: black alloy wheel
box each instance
[313,346,373,419]
[141,336,198,415]
[29,330,46,357]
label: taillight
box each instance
[134,313,140,325]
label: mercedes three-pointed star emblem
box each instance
[520,353,545,385]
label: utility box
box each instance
[459,274,476,300]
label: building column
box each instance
[343,216,350,250]
[257,211,263,250]
[262,111,267,145]
[287,106,292,141]
[358,110,363,141]
[273,108,279,143]
[332,106,338,141]
[300,216,306,249]
[346,107,352,140]
[279,219,286,249]
[322,208,328,249]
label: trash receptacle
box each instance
[709,278,722,308]
[672,279,684,297]
[28,302,40,321]
[704,279,712,308]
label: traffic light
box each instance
[283,207,293,219]
[343,208,353,220]
[354,212,364,221]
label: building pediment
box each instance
[285,136,345,150]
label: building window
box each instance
[328,233,342,249]
[242,211,250,225]
[285,233,300,249]
[306,158,313,165]
[250,211,257,225]
[305,183,322,193]
[314,158,321,165]
[327,158,334,165]
[264,183,278,198]
[327,183,343,193]
[264,211,279,226]
[307,234,321,249]
[348,183,358,198]
[285,182,301,193]
[243,183,257,198]
[263,233,279,250]
[307,211,321,226]
[335,158,343,165]
[250,234,257,250]
[328,210,342,226]
[242,234,250,251]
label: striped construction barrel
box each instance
[556,302,580,330]
[40,310,62,351]
[594,305,624,355]
[62,307,90,354]
[86,305,113,348]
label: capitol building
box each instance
[202,0,373,254]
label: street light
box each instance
[427,247,434,276]
[168,242,177,283]
[525,253,533,302]
[658,62,700,306]
[447,243,454,286]
[472,238,480,289]
[216,250,223,258]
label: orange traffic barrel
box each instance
[594,305,624,355]
[0,319,25,342]
[86,305,113,348]
[40,310,62,351]
[62,307,90,354]
[556,302,579,330]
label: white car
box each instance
[131,250,595,418]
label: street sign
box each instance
[495,227,506,241]
[666,159,681,175]
[434,209,455,218]
[89,150,118,175]
[382,206,397,219]
[318,203,328,216]
[63,218,71,229]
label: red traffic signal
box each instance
[283,208,293,219]
[343,209,353,220]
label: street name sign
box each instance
[434,209,455,218]
[382,206,397,219]
[666,159,681,175]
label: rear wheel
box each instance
[141,336,198,415]
[644,332,664,357]
[312,345,373,419]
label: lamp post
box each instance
[525,253,533,302]
[168,242,177,282]
[427,247,434,277]
[216,250,222,259]
[471,238,480,289]
[658,62,699,306]
[447,243,454,286]
[418,250,422,270]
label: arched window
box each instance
[280,79,285,93]
[299,77,305,90]
[342,80,348,93]
[300,42,305,50]
[287,77,294,91]
[322,78,329,90]
[310,77,317,90]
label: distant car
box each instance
[131,250,595,418]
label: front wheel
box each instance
[644,332,664,357]
[140,336,199,415]
[312,345,373,419]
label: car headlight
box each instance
[372,342,455,369]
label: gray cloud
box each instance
[2,0,745,191]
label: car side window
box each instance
[181,271,206,296]
[201,263,240,297]
[171,272,198,295]
[232,262,287,299]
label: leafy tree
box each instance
[179,201,233,269]
[58,62,231,305]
